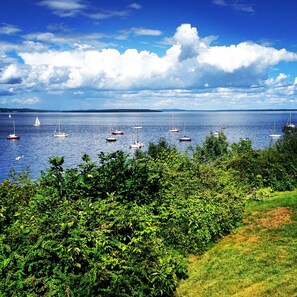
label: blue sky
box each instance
[0,0,297,110]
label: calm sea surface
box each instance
[0,111,294,181]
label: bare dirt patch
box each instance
[254,207,292,230]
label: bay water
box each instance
[0,111,293,181]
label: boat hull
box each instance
[106,137,117,142]
[7,134,20,140]
[269,134,281,139]
[130,141,145,149]
[54,133,68,137]
[179,136,191,142]
[112,130,124,135]
[169,128,179,132]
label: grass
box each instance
[176,191,297,297]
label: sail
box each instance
[33,116,41,127]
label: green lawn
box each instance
[176,191,297,297]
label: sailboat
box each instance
[130,126,145,149]
[286,113,295,128]
[179,122,191,142]
[269,122,281,139]
[54,120,68,138]
[112,129,124,135]
[112,124,124,135]
[106,125,117,142]
[169,113,179,132]
[7,121,20,140]
[33,116,41,127]
[106,135,117,142]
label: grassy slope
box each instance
[176,191,297,297]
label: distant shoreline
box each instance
[0,108,296,113]
[0,108,161,113]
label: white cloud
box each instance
[24,31,106,47]
[130,28,162,36]
[213,0,254,13]
[0,23,293,109]
[265,73,288,87]
[0,64,23,84]
[39,0,86,16]
[16,23,297,92]
[85,9,130,20]
[40,0,86,10]
[0,96,40,105]
[38,0,139,20]
[197,42,296,73]
[117,27,162,40]
[0,24,21,35]
[0,41,48,65]
[11,97,41,105]
[213,0,227,6]
[129,3,142,10]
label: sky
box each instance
[0,0,297,110]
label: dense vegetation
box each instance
[0,126,296,296]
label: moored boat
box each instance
[112,129,124,135]
[286,113,295,128]
[7,121,20,140]
[169,113,179,132]
[54,120,68,137]
[33,116,41,127]
[179,136,191,142]
[269,122,281,139]
[179,122,191,142]
[130,140,145,149]
[130,126,144,149]
[106,136,117,142]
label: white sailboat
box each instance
[7,121,20,140]
[286,113,295,128]
[169,113,179,132]
[179,122,191,142]
[54,120,68,138]
[106,135,117,142]
[33,116,41,127]
[106,125,117,142]
[112,129,124,135]
[269,122,281,139]
[133,125,142,129]
[111,122,124,135]
[130,126,144,149]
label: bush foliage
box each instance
[0,127,296,296]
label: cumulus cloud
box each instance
[0,41,48,66]
[16,23,297,92]
[265,73,289,87]
[0,64,23,84]
[198,43,296,73]
[171,23,201,61]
